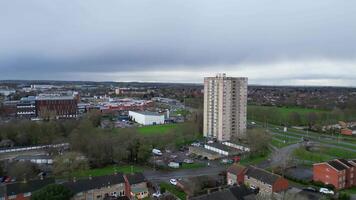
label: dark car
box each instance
[303,187,318,193]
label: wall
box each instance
[313,164,344,190]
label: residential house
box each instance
[244,166,289,196]
[0,178,54,200]
[63,174,126,200]
[124,173,149,200]
[227,164,246,186]
[313,159,356,190]
[189,185,256,200]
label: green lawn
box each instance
[70,165,143,178]
[293,147,333,163]
[248,105,328,116]
[160,182,186,200]
[247,105,330,125]
[324,147,356,159]
[137,123,184,135]
[240,152,270,166]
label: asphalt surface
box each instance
[143,165,227,182]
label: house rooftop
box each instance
[245,166,280,185]
[14,155,52,160]
[227,164,245,175]
[204,143,240,153]
[190,185,255,200]
[63,174,125,194]
[125,173,146,185]
[6,178,55,196]
[336,159,353,167]
[328,160,348,171]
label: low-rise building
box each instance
[128,111,164,125]
[16,96,36,118]
[124,173,149,200]
[313,159,356,190]
[0,178,54,200]
[222,141,250,152]
[227,165,246,186]
[244,166,289,196]
[189,185,256,200]
[204,143,240,156]
[63,174,126,200]
[14,155,53,165]
[188,146,222,160]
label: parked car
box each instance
[319,188,334,195]
[183,159,194,164]
[152,149,163,156]
[250,185,257,190]
[170,179,177,185]
[220,159,233,164]
[303,187,318,192]
[152,192,162,198]
[168,162,180,169]
[191,142,200,147]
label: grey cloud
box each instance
[0,0,356,84]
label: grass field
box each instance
[293,147,333,163]
[247,105,330,125]
[240,152,270,166]
[248,105,328,116]
[70,165,143,178]
[137,123,184,135]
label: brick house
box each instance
[244,166,289,195]
[227,164,247,186]
[341,129,353,136]
[313,159,356,190]
[124,173,149,200]
[0,178,54,200]
[63,174,127,200]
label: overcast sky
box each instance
[1,0,356,86]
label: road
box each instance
[271,131,356,152]
[143,165,227,182]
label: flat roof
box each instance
[129,111,163,116]
[204,143,240,153]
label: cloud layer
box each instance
[0,0,356,85]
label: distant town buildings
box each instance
[0,88,16,97]
[115,87,151,96]
[99,98,153,114]
[128,111,165,125]
[16,95,78,119]
[203,73,248,141]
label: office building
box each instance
[203,73,247,141]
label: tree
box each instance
[31,184,73,200]
[53,152,89,178]
[306,112,319,128]
[246,128,271,156]
[288,112,301,125]
[85,110,102,127]
[7,161,40,181]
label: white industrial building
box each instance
[128,111,165,125]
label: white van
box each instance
[152,148,163,156]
